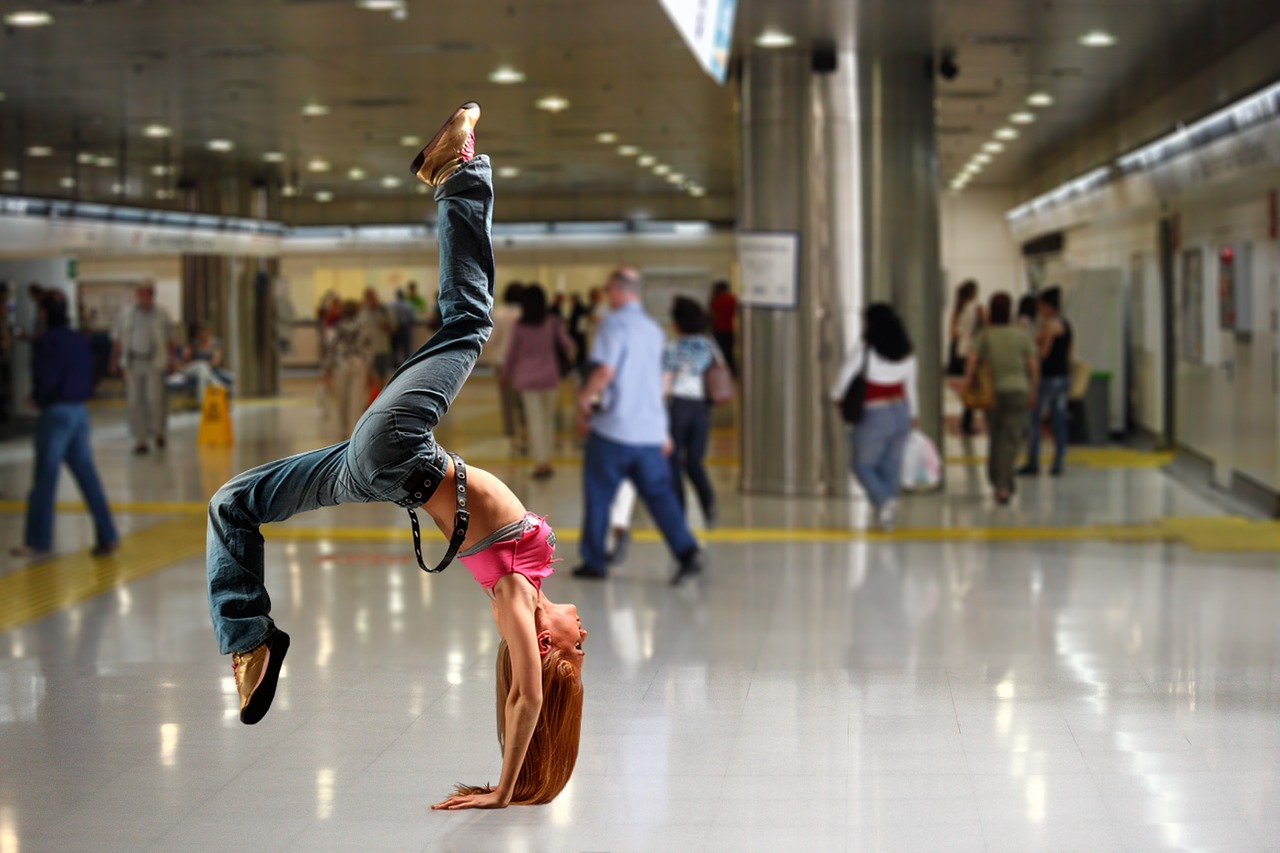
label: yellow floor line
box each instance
[0,517,206,634]
[2,513,1276,634]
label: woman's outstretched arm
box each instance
[432,580,543,810]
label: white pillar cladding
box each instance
[739,41,942,497]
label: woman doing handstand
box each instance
[205,103,586,810]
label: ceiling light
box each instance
[347,167,366,180]
[59,177,76,189]
[151,164,173,176]
[1079,30,1116,48]
[689,186,706,197]
[207,139,234,152]
[535,95,569,113]
[111,182,125,195]
[1,170,19,181]
[76,152,96,165]
[982,142,1004,153]
[497,166,521,178]
[95,156,116,168]
[282,185,299,197]
[974,153,993,164]
[4,10,54,26]
[1027,92,1055,107]
[302,103,330,117]
[1009,111,1036,124]
[357,0,403,9]
[994,127,1019,140]
[637,155,656,167]
[143,124,171,138]
[26,145,52,157]
[653,164,671,175]
[315,191,334,203]
[399,135,421,147]
[380,176,402,188]
[263,151,286,163]
[489,66,526,85]
[596,132,618,144]
[617,145,640,157]
[754,29,794,48]
[666,174,684,184]
[307,158,331,172]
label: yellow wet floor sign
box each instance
[197,385,234,446]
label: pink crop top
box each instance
[458,513,558,593]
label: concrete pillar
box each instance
[738,42,942,497]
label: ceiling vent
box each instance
[966,32,1036,47]
[940,89,998,100]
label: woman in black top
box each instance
[1019,287,1073,476]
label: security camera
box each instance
[938,50,959,81]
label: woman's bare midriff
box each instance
[424,455,528,550]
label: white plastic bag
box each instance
[900,429,941,490]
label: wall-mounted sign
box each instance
[657,0,737,84]
[738,231,798,309]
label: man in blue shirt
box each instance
[573,268,704,584]
[10,290,118,560]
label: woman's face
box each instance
[542,602,587,666]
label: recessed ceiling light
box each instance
[982,142,1004,153]
[489,66,526,85]
[535,95,570,113]
[347,167,366,180]
[689,186,706,197]
[497,166,521,179]
[1,170,19,181]
[399,135,421,147]
[357,0,403,9]
[974,153,993,164]
[307,158,331,172]
[1027,92,1055,107]
[653,164,671,175]
[4,10,54,27]
[282,185,299,197]
[754,29,794,48]
[994,127,1019,140]
[617,145,640,157]
[151,164,173,176]
[637,155,656,167]
[143,124,171,139]
[59,177,76,189]
[380,176,402,188]
[596,132,618,144]
[666,174,684,184]
[302,103,330,117]
[76,152,96,165]
[95,156,116,168]
[26,145,52,157]
[1009,111,1036,124]
[315,191,334,203]
[207,139,234,152]
[263,151,286,163]
[1079,30,1116,48]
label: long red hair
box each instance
[451,639,583,805]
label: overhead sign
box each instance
[657,0,737,84]
[738,231,798,309]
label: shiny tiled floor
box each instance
[1,377,1279,852]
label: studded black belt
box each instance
[402,451,469,574]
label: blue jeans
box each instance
[668,398,715,519]
[24,402,118,552]
[850,401,911,509]
[206,156,495,655]
[1026,375,1069,472]
[581,432,698,572]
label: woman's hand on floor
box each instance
[432,789,509,810]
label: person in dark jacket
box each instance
[10,290,118,560]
